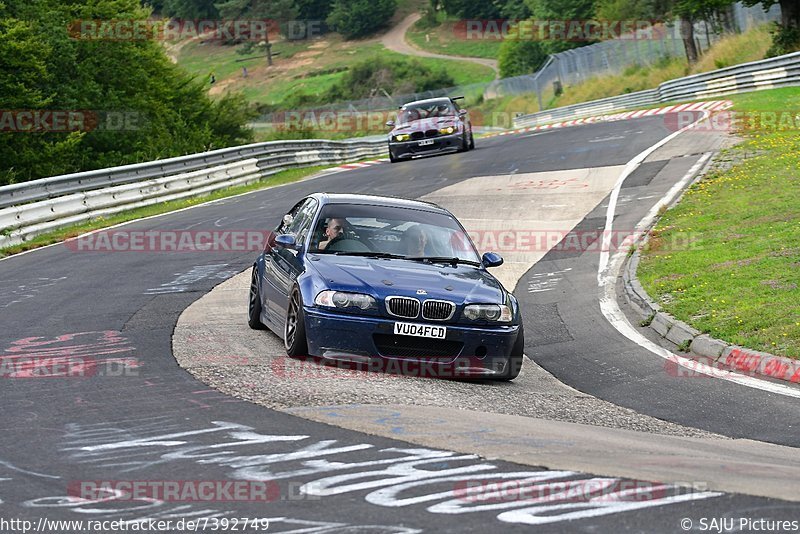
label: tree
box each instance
[743,0,800,55]
[498,36,548,77]
[0,0,255,185]
[439,0,502,18]
[326,0,397,40]
[661,0,735,64]
[524,0,598,53]
[162,0,220,19]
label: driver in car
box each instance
[405,224,428,257]
[318,218,346,251]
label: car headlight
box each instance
[463,304,512,322]
[439,126,455,135]
[394,134,411,142]
[315,290,377,310]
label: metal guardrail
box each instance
[513,51,800,128]
[0,137,387,248]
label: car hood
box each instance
[308,255,504,304]
[392,116,459,134]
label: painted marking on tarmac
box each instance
[42,418,721,527]
[145,264,238,294]
[528,269,572,294]
[597,112,800,399]
[0,276,68,308]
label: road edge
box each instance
[620,156,800,386]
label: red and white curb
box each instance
[327,158,389,173]
[485,100,734,138]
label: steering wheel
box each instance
[325,234,345,249]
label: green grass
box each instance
[637,86,800,359]
[0,164,336,258]
[407,20,503,59]
[178,39,313,83]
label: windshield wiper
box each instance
[406,256,481,267]
[328,251,408,259]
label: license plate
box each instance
[394,322,446,339]
[418,139,434,146]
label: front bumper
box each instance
[389,133,463,159]
[304,307,520,378]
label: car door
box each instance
[264,198,318,324]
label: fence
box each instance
[513,50,800,128]
[0,138,387,248]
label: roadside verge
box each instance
[624,87,800,384]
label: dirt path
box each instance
[381,13,499,77]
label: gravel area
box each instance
[176,270,724,440]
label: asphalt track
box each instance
[1,114,799,532]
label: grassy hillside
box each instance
[472,24,773,122]
[407,18,504,59]
[177,35,494,108]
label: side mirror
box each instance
[482,252,503,268]
[458,109,468,116]
[275,234,297,249]
[386,120,395,127]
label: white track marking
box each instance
[598,111,800,399]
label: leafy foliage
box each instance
[437,0,503,18]
[326,0,397,39]
[162,0,220,19]
[277,56,456,109]
[0,0,255,185]
[498,38,547,77]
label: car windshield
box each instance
[398,101,456,123]
[309,203,481,264]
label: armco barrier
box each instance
[0,138,387,248]
[514,51,800,128]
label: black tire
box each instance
[248,265,266,330]
[468,131,475,150]
[284,289,309,358]
[493,323,524,381]
[389,147,399,163]
[458,132,469,153]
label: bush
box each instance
[326,0,397,40]
[766,22,800,58]
[0,0,256,185]
[498,38,548,78]
[328,56,454,100]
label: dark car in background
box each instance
[386,97,475,163]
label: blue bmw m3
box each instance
[248,193,524,380]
